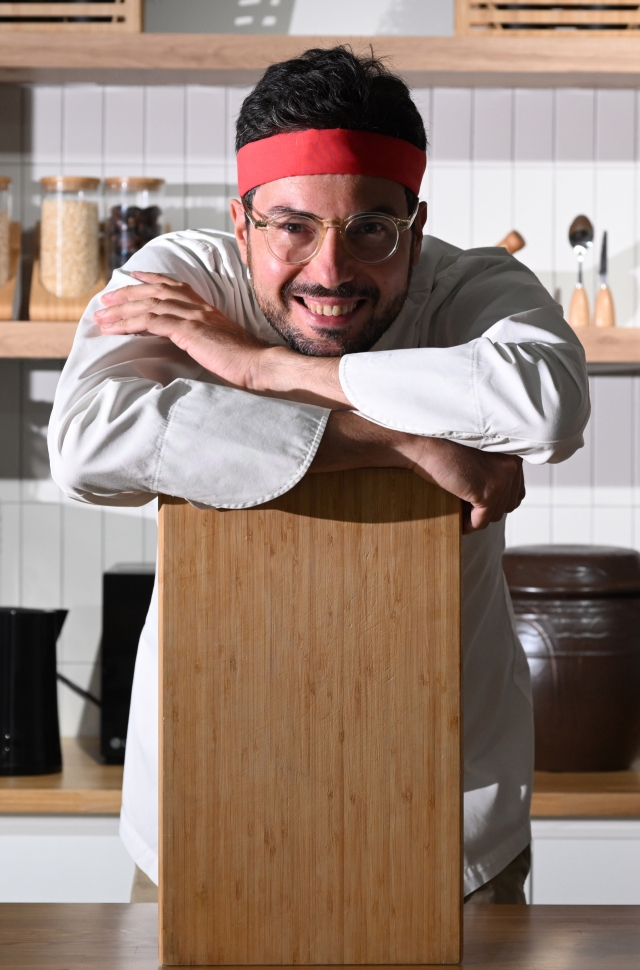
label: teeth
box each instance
[303,300,357,317]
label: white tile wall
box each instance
[1,82,639,735]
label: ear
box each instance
[411,201,428,268]
[230,198,249,265]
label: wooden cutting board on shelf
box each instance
[0,222,21,321]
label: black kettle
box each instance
[0,607,67,775]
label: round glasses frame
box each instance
[242,200,420,265]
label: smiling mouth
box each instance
[296,297,361,317]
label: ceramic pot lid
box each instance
[503,544,640,597]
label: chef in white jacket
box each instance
[48,46,589,903]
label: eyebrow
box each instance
[262,203,402,218]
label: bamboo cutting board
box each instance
[159,470,462,965]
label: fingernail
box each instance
[95,309,105,317]
[101,321,113,328]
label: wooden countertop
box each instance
[1,903,640,968]
[532,765,640,818]
[0,738,122,815]
[0,736,638,818]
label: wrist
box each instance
[248,345,351,409]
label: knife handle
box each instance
[594,284,615,328]
[496,230,525,254]
[569,284,590,329]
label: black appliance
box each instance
[100,563,155,764]
[0,607,67,775]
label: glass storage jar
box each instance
[40,176,100,298]
[105,177,165,275]
[0,176,11,289]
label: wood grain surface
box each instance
[0,737,122,814]
[0,222,20,321]
[4,34,640,86]
[159,471,462,966]
[0,321,76,357]
[2,904,640,969]
[532,766,640,818]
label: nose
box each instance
[307,226,356,288]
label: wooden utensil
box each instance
[568,215,593,329]
[496,230,525,254]
[594,231,615,328]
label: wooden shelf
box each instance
[575,326,640,364]
[0,322,639,362]
[532,765,640,818]
[0,321,77,357]
[0,737,122,814]
[2,33,640,85]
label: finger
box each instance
[97,312,180,337]
[131,271,182,286]
[506,459,525,513]
[465,503,493,534]
[95,297,200,324]
[101,280,204,307]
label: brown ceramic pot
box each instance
[503,545,640,772]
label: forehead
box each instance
[252,174,408,217]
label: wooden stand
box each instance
[159,470,462,966]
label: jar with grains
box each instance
[0,176,11,289]
[105,177,165,276]
[40,176,100,298]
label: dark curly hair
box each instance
[236,46,426,215]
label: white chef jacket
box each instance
[48,229,589,895]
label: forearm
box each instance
[251,346,352,410]
[309,410,415,473]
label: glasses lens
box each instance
[344,214,399,263]
[266,215,321,263]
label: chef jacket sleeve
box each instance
[338,251,590,464]
[48,246,329,510]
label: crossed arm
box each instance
[94,271,526,534]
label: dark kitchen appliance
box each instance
[0,607,67,775]
[100,563,155,764]
[504,545,640,772]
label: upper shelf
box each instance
[2,33,640,86]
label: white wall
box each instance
[143,0,455,36]
[1,81,639,735]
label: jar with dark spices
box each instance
[503,544,640,772]
[105,177,165,276]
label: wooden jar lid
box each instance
[40,176,100,192]
[104,177,165,191]
[0,176,11,190]
[504,544,640,597]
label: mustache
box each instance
[282,280,380,304]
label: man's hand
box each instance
[94,272,350,409]
[311,411,525,534]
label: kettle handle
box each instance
[53,609,68,639]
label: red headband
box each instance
[237,128,426,197]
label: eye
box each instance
[272,217,316,236]
[351,219,392,236]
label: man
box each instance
[49,47,589,903]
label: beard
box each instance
[247,245,413,357]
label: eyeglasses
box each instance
[242,200,419,265]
